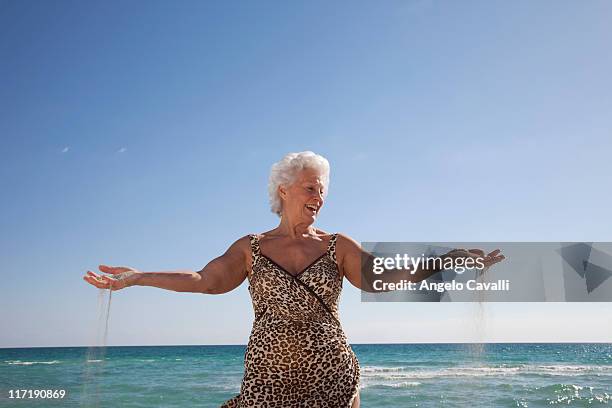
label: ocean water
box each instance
[0,343,610,407]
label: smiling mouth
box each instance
[305,204,319,215]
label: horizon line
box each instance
[2,341,611,350]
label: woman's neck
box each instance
[275,215,316,239]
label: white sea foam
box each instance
[390,381,421,387]
[361,366,406,373]
[6,360,60,365]
[360,364,612,381]
[361,365,520,380]
[526,365,612,377]
[361,380,422,389]
[537,365,602,372]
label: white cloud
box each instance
[61,146,70,153]
[117,147,127,153]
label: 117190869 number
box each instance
[8,389,66,399]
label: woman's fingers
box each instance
[86,271,110,283]
[91,267,123,280]
[83,274,109,289]
[86,270,103,281]
[482,254,505,267]
[99,265,116,274]
[87,270,107,280]
[83,274,123,290]
[84,271,111,285]
[99,264,130,274]
[468,249,485,257]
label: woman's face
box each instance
[279,168,325,223]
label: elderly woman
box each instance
[84,151,503,408]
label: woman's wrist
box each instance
[131,272,145,286]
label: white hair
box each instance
[268,151,330,217]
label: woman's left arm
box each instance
[336,233,504,293]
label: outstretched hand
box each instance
[83,265,141,291]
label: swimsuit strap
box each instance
[327,233,338,264]
[249,234,261,267]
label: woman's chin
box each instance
[302,212,317,223]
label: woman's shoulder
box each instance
[226,234,265,255]
[333,232,361,253]
[314,228,335,240]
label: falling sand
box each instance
[80,286,113,407]
[466,266,491,360]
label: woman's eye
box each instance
[306,186,323,194]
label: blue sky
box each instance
[1,0,611,347]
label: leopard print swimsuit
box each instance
[221,233,361,407]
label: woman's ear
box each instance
[278,185,287,201]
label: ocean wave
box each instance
[361,365,520,380]
[361,381,422,389]
[524,364,612,377]
[5,360,60,365]
[361,366,406,373]
[360,364,612,380]
[536,365,606,373]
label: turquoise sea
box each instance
[0,343,610,407]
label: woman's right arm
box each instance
[85,236,250,295]
[138,235,250,294]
